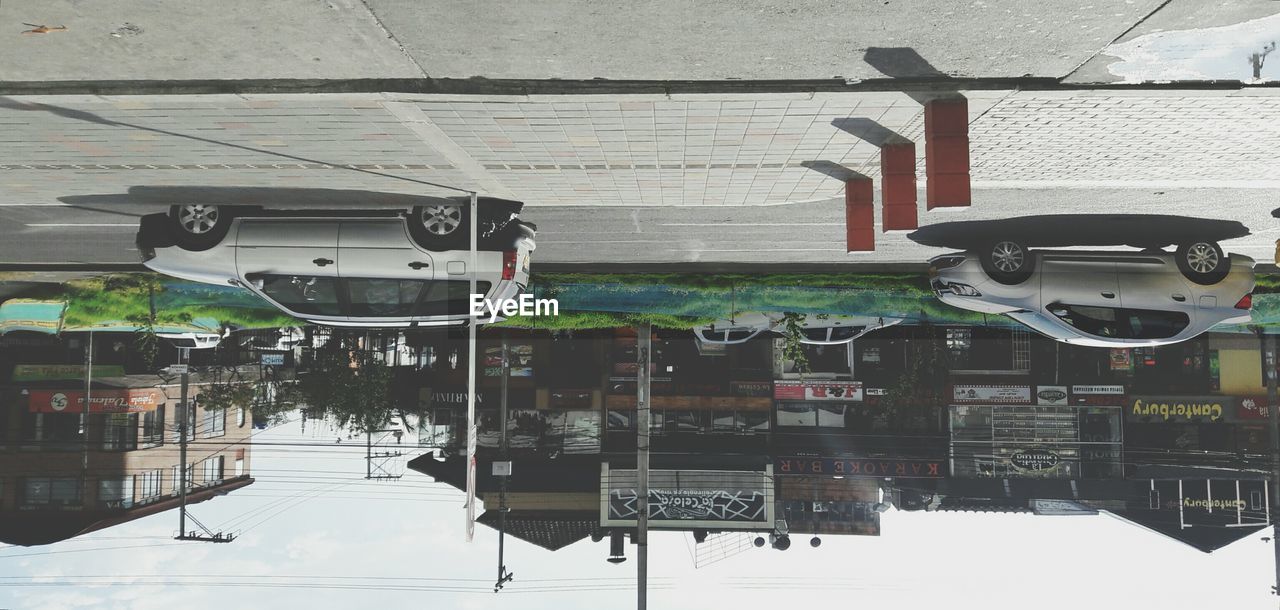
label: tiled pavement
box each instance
[1,89,1278,211]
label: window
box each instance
[346,279,426,317]
[1049,305,1189,339]
[202,456,224,485]
[21,477,81,508]
[829,327,863,341]
[258,275,342,316]
[725,330,754,342]
[171,463,195,492]
[416,281,491,317]
[201,406,226,438]
[801,328,829,341]
[141,406,165,447]
[101,413,138,451]
[137,470,163,500]
[98,478,132,509]
[237,407,246,428]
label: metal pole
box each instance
[82,331,93,471]
[497,330,511,591]
[635,324,651,610]
[466,192,479,542]
[178,371,189,539]
[366,430,372,479]
[1264,332,1279,595]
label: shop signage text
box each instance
[1010,450,1060,471]
[952,384,1032,405]
[774,380,863,402]
[1128,396,1228,423]
[1036,386,1068,406]
[27,388,162,413]
[775,457,942,478]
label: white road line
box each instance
[25,223,136,227]
[659,223,834,226]
[0,203,71,207]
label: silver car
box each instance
[929,240,1254,347]
[694,313,905,346]
[136,199,536,328]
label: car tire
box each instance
[168,204,234,251]
[980,240,1034,285]
[409,203,470,251]
[1176,241,1229,285]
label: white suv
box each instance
[929,240,1254,347]
[136,198,536,328]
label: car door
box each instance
[236,219,341,279]
[1116,255,1198,326]
[236,219,344,320]
[338,219,434,281]
[1038,254,1120,310]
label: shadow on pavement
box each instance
[908,214,1250,249]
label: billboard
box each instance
[1127,395,1231,424]
[952,384,1032,405]
[775,456,943,478]
[26,388,163,413]
[601,466,773,529]
[774,380,863,402]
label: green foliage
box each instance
[294,342,395,434]
[879,327,950,431]
[779,312,811,375]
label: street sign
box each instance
[167,364,189,375]
[260,353,285,366]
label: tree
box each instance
[293,338,395,434]
[778,312,811,375]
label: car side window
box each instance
[258,275,342,316]
[725,330,754,342]
[417,281,492,317]
[800,328,829,341]
[1127,309,1189,339]
[347,279,427,317]
[1048,304,1123,338]
[829,326,863,341]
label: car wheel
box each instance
[409,203,470,250]
[168,204,234,251]
[1176,241,1228,285]
[980,240,1034,285]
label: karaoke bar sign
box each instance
[26,388,163,413]
[775,456,944,478]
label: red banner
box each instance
[27,389,163,413]
[1236,396,1272,421]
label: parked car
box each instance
[158,330,223,349]
[694,313,905,346]
[794,315,905,345]
[693,312,777,345]
[136,198,536,328]
[929,239,1254,347]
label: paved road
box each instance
[1,187,1275,267]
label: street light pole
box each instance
[1264,332,1280,595]
[635,324,651,610]
[178,370,189,539]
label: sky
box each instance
[1,420,1277,610]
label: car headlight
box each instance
[930,255,966,271]
[948,282,982,297]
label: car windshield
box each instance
[257,275,342,316]
[801,328,829,341]
[1048,304,1189,339]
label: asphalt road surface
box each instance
[1,187,1275,269]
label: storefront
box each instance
[950,383,1123,479]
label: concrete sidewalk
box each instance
[0,0,1166,83]
[0,89,1277,212]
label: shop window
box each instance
[777,403,817,427]
[607,410,634,431]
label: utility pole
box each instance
[82,331,93,473]
[1264,331,1280,595]
[635,324,652,610]
[173,368,234,543]
[494,330,514,592]
[466,192,479,542]
[1249,42,1275,81]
